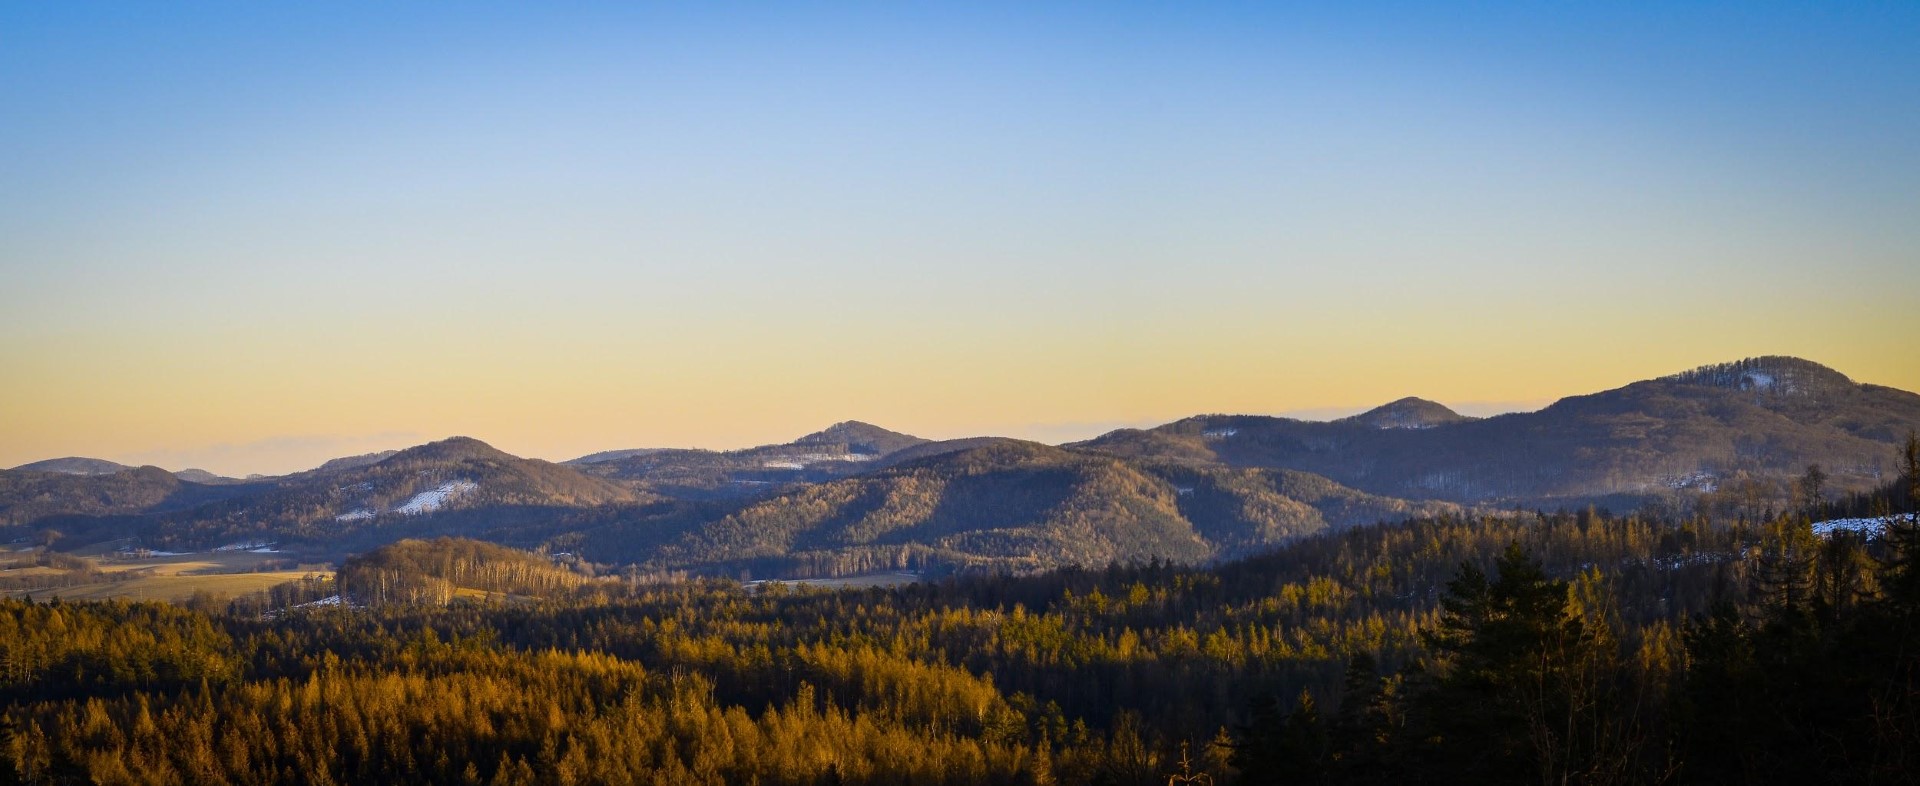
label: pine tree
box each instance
[1230,693,1289,786]
[1750,515,1817,626]
[1812,531,1875,624]
[1798,464,1828,518]
[1419,543,1591,783]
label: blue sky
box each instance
[3,2,1917,474]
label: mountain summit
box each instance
[10,457,135,476]
[1343,397,1471,430]
[566,423,932,500]
[792,421,930,456]
[380,436,516,465]
[1661,356,1854,397]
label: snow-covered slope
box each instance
[329,480,479,521]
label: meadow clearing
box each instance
[0,543,328,602]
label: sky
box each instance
[3,2,1917,476]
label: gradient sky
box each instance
[4,2,1917,476]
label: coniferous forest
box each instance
[0,440,1916,784]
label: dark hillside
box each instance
[1079,356,1919,508]
[643,441,1460,577]
[0,466,259,528]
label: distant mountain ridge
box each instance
[642,440,1462,577]
[568,448,666,465]
[171,468,239,484]
[309,450,400,474]
[1078,356,1920,506]
[4,355,1915,577]
[1,437,639,552]
[0,462,267,526]
[1342,397,1473,430]
[566,421,932,500]
[14,458,240,485]
[9,457,133,476]
[269,436,642,530]
[792,421,931,456]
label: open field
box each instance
[0,565,67,578]
[3,570,324,602]
[451,587,535,604]
[96,550,322,575]
[0,546,332,602]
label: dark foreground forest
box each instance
[3,451,1918,784]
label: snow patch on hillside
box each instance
[1813,516,1906,538]
[1665,471,1717,492]
[397,480,479,515]
[761,453,878,470]
[334,509,375,522]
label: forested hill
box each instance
[0,437,643,554]
[643,440,1462,577]
[1341,396,1473,429]
[565,421,932,500]
[2,430,1259,576]
[8,457,134,476]
[792,420,932,455]
[154,437,644,547]
[336,537,589,605]
[307,450,400,474]
[1078,356,1920,508]
[0,465,257,527]
[10,457,241,484]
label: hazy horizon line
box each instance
[13,396,1558,478]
